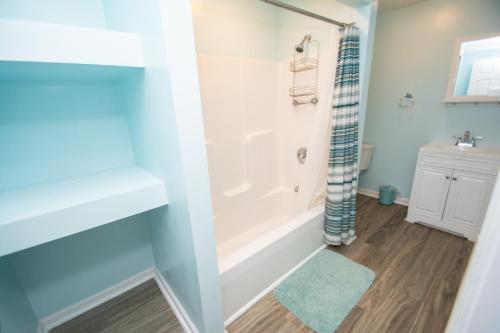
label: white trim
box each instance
[223,244,327,327]
[39,267,156,333]
[38,267,199,333]
[358,187,410,206]
[153,270,199,333]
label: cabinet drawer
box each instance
[418,150,499,175]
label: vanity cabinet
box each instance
[407,143,500,241]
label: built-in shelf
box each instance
[0,167,168,257]
[0,19,144,80]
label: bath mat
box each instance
[273,249,375,333]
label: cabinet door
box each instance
[443,170,495,230]
[409,165,452,223]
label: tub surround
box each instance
[192,0,378,325]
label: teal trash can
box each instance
[379,185,397,205]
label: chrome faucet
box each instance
[454,130,483,147]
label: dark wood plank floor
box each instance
[228,195,474,333]
[51,279,183,333]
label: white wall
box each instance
[191,0,280,60]
[198,55,282,247]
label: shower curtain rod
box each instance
[258,0,352,28]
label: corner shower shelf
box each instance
[289,58,319,72]
[289,86,317,97]
[0,167,168,257]
[0,19,144,80]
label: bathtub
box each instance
[196,23,339,326]
[219,205,326,325]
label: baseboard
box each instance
[39,267,156,333]
[154,270,199,333]
[38,267,199,333]
[223,244,327,328]
[358,187,410,206]
[37,244,330,333]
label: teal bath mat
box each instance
[273,249,375,333]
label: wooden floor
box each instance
[51,279,183,333]
[228,195,474,333]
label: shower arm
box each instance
[258,0,353,28]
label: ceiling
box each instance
[379,0,428,13]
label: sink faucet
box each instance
[454,130,483,147]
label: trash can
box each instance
[379,185,397,206]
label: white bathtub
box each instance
[196,25,339,326]
[219,206,325,325]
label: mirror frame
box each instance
[444,32,500,104]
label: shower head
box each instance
[296,34,311,53]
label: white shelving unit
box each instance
[0,167,168,257]
[0,19,144,67]
[0,19,144,79]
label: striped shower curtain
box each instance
[324,26,360,246]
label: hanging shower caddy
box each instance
[289,34,319,105]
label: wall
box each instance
[104,0,225,331]
[359,0,500,198]
[0,81,135,190]
[1,1,224,332]
[191,0,280,60]
[8,215,154,318]
[198,54,283,249]
[0,0,107,28]
[0,0,156,323]
[0,258,38,333]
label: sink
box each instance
[424,142,500,159]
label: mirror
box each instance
[445,33,500,104]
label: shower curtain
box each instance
[324,26,360,246]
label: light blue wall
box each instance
[1,0,157,322]
[0,0,107,28]
[0,82,135,190]
[0,2,138,191]
[355,1,379,153]
[8,214,154,318]
[455,48,500,96]
[103,1,224,332]
[1,1,223,331]
[0,258,38,333]
[359,0,500,198]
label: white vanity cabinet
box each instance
[407,143,500,241]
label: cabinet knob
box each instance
[452,177,458,181]
[446,176,451,180]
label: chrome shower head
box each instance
[295,34,311,53]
